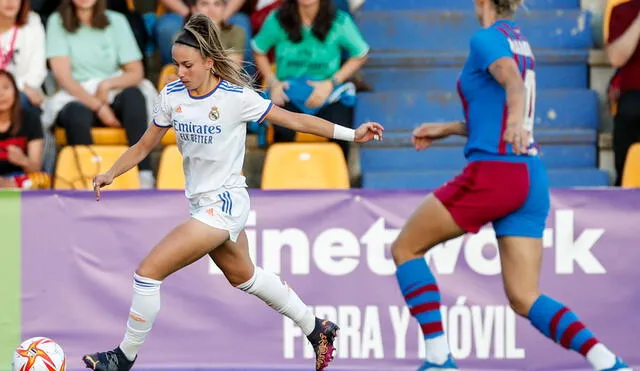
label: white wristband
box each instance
[332,124,355,142]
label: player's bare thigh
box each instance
[208,230,255,286]
[497,236,543,316]
[391,194,466,265]
[136,218,231,280]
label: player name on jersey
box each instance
[508,39,534,58]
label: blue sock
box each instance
[527,294,599,356]
[396,258,444,339]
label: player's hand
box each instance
[92,173,114,201]
[355,122,384,143]
[502,123,531,155]
[411,123,450,151]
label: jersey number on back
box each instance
[523,69,536,132]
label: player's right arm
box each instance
[92,125,168,200]
[93,90,172,200]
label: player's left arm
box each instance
[489,58,526,128]
[265,104,383,143]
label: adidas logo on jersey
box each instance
[175,105,182,113]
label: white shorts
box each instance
[189,187,250,242]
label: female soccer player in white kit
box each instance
[82,13,383,371]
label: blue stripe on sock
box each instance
[570,328,594,351]
[554,310,578,342]
[396,258,435,295]
[134,278,156,288]
[395,258,443,337]
[415,309,442,325]
[528,294,564,338]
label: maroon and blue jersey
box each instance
[457,20,538,161]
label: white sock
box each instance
[586,343,617,370]
[236,266,316,336]
[424,335,450,365]
[119,273,162,361]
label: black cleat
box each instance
[307,318,340,370]
[82,347,135,371]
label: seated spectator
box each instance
[158,0,247,89]
[44,0,155,188]
[252,0,368,159]
[155,0,253,68]
[0,70,45,189]
[605,0,640,186]
[0,0,47,113]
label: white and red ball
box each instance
[12,337,66,371]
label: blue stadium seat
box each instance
[361,65,588,90]
[362,168,610,189]
[360,145,598,173]
[368,129,597,147]
[360,0,580,11]
[357,10,593,51]
[355,90,599,131]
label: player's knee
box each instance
[135,264,166,282]
[390,239,415,266]
[507,291,540,317]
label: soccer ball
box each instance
[12,337,66,371]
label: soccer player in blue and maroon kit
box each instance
[389,0,632,370]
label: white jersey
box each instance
[153,79,273,200]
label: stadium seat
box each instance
[361,0,579,10]
[157,64,178,91]
[54,145,139,190]
[622,143,640,188]
[157,145,185,190]
[55,127,177,146]
[261,143,349,189]
[55,127,127,146]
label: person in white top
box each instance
[0,1,46,112]
[84,13,383,371]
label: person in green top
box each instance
[252,0,368,159]
[45,0,153,187]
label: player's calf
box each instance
[527,294,631,371]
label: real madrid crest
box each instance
[209,106,220,121]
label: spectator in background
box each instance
[44,0,154,188]
[0,70,44,189]
[155,0,252,68]
[252,0,368,159]
[605,0,640,186]
[0,0,47,113]
[158,0,246,89]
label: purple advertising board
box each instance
[20,190,640,370]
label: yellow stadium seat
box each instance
[54,145,140,190]
[622,143,640,188]
[157,145,185,190]
[295,132,329,142]
[55,126,177,146]
[55,127,127,146]
[161,128,177,145]
[261,143,349,189]
[157,64,179,91]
